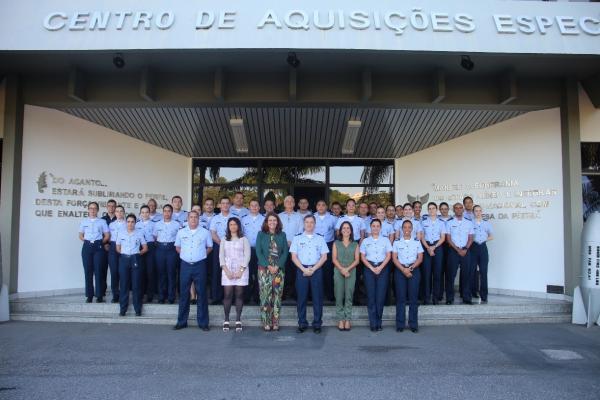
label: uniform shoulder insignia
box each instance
[295,233,303,236]
[316,233,324,237]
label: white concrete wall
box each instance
[580,85,600,142]
[395,109,564,296]
[18,106,191,294]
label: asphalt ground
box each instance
[0,321,599,400]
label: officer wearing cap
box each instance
[173,210,213,331]
[420,202,446,305]
[360,219,392,331]
[392,219,424,333]
[314,199,337,302]
[241,199,265,304]
[446,203,474,305]
[108,205,127,303]
[116,213,148,317]
[290,215,329,334]
[78,201,110,303]
[210,196,234,304]
[153,204,181,304]
[136,205,156,303]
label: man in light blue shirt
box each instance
[314,199,337,301]
[209,196,234,304]
[108,205,127,304]
[242,199,265,304]
[297,197,313,218]
[446,203,475,305]
[173,210,213,331]
[279,195,304,300]
[290,215,329,333]
[230,191,249,219]
[335,199,365,241]
[153,204,182,304]
[171,195,188,226]
[136,205,156,303]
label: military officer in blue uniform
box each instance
[392,220,424,332]
[463,196,475,221]
[78,201,110,303]
[173,210,213,331]
[101,199,117,298]
[116,214,148,316]
[147,198,162,223]
[446,203,475,304]
[297,197,313,218]
[438,202,453,302]
[412,201,423,221]
[471,205,494,303]
[279,195,304,300]
[230,191,249,219]
[171,195,188,226]
[153,204,181,304]
[108,205,127,303]
[290,215,329,334]
[366,206,395,241]
[358,202,371,226]
[200,198,216,230]
[263,198,276,215]
[360,219,392,331]
[136,205,156,303]
[395,203,423,241]
[242,199,265,304]
[330,201,343,219]
[314,199,337,301]
[335,199,365,241]
[209,196,234,304]
[420,202,446,305]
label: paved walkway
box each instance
[1,321,599,400]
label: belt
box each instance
[474,241,487,245]
[370,262,382,267]
[157,242,175,247]
[182,259,205,266]
[120,253,139,258]
[302,264,315,268]
[84,240,102,245]
[426,241,438,246]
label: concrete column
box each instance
[560,78,583,295]
[0,74,24,294]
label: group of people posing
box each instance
[78,193,494,333]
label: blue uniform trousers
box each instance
[211,242,223,302]
[108,241,120,300]
[363,262,389,329]
[395,267,421,329]
[470,243,489,301]
[295,267,324,328]
[244,247,259,303]
[141,242,156,301]
[81,240,104,299]
[177,259,209,328]
[422,244,443,303]
[119,254,142,314]
[446,248,472,303]
[155,242,177,302]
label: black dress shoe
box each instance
[135,312,141,317]
[96,297,105,303]
[313,327,321,334]
[158,299,165,304]
[432,300,438,305]
[463,300,473,305]
[146,298,154,304]
[173,324,187,330]
[472,294,480,299]
[376,326,383,331]
[112,298,119,304]
[370,327,377,332]
[410,327,419,333]
[210,300,221,305]
[201,326,210,332]
[481,299,488,304]
[396,327,404,332]
[296,326,306,333]
[190,299,197,305]
[119,311,126,316]
[86,297,93,303]
[168,300,175,305]
[446,300,453,305]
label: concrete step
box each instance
[10,296,571,327]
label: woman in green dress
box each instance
[332,221,360,331]
[255,212,289,331]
